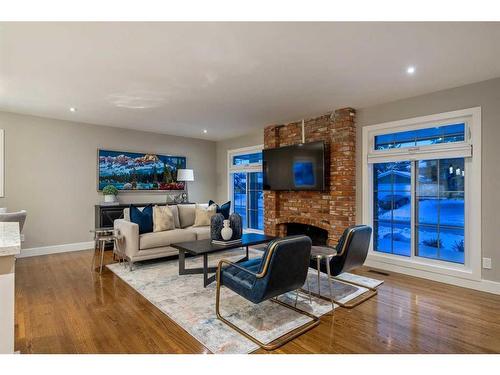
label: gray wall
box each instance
[0,111,217,249]
[356,77,500,282]
[215,129,263,203]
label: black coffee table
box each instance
[171,233,275,287]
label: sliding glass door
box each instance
[228,147,264,232]
[231,171,263,231]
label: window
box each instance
[228,146,264,232]
[232,152,262,166]
[363,108,481,282]
[374,123,465,150]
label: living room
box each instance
[1,1,500,372]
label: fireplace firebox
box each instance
[285,223,328,246]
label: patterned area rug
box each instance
[107,248,382,354]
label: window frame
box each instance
[367,115,472,163]
[227,145,264,234]
[362,107,481,281]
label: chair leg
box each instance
[325,258,335,310]
[306,275,312,304]
[216,278,320,351]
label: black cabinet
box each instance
[96,206,125,228]
[94,202,195,229]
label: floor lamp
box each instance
[177,169,194,203]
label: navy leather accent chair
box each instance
[310,225,375,308]
[215,235,320,350]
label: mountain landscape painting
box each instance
[98,149,187,191]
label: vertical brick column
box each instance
[329,108,356,244]
[264,126,280,236]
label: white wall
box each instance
[0,111,217,250]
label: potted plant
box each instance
[102,185,119,203]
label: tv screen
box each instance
[263,141,325,191]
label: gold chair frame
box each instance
[309,227,378,309]
[215,238,320,351]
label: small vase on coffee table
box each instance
[221,220,233,241]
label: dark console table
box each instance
[94,202,194,249]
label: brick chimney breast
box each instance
[263,108,356,246]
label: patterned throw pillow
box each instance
[129,204,153,234]
[153,205,175,232]
[193,204,217,227]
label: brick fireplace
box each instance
[263,108,356,246]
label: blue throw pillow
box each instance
[129,204,153,234]
[208,200,231,220]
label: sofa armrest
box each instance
[114,219,139,259]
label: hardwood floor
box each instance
[15,249,500,354]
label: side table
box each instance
[90,228,122,274]
[309,246,337,309]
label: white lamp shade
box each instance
[177,169,194,181]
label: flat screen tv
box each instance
[263,141,325,191]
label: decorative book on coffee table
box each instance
[211,239,242,246]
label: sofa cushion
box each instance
[130,204,153,234]
[168,205,181,228]
[178,203,207,228]
[177,204,195,228]
[184,225,210,240]
[139,229,196,250]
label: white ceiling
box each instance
[1,22,500,141]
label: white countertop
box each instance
[0,222,21,256]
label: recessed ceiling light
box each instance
[69,107,77,112]
[406,66,416,75]
[203,129,208,134]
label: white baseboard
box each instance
[16,241,94,258]
[364,258,500,295]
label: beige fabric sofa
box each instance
[114,203,210,269]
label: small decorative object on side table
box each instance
[90,227,123,274]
